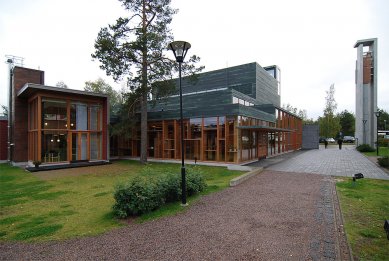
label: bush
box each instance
[377,156,389,168]
[113,176,165,218]
[186,166,207,196]
[356,144,375,152]
[378,138,389,147]
[113,165,207,218]
[159,173,181,203]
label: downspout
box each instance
[6,59,14,163]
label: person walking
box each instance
[337,138,343,150]
[324,139,328,149]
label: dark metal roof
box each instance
[17,83,108,99]
[237,125,294,132]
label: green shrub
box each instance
[186,166,207,196]
[377,156,389,168]
[378,138,389,147]
[113,165,207,218]
[113,176,165,218]
[356,144,375,152]
[159,173,181,203]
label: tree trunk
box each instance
[140,89,148,164]
[140,0,148,164]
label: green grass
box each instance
[362,147,389,157]
[336,178,389,260]
[0,161,243,242]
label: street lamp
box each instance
[384,119,387,130]
[168,40,191,206]
[374,111,381,156]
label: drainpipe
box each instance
[6,59,13,163]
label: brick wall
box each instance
[0,118,7,160]
[12,67,44,162]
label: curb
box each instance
[332,178,354,261]
[229,167,263,187]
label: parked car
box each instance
[343,136,355,143]
[319,137,326,143]
[326,138,335,143]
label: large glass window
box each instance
[204,117,217,129]
[90,105,102,131]
[42,100,67,129]
[41,131,67,162]
[70,103,88,130]
[190,118,202,139]
[90,133,102,160]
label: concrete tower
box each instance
[354,38,378,147]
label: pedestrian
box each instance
[338,138,343,150]
[324,139,328,149]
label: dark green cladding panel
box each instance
[148,62,279,122]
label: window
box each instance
[90,105,102,131]
[204,117,217,129]
[70,103,88,130]
[42,100,67,129]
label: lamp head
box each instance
[168,41,191,63]
[374,111,381,117]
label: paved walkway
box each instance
[250,145,389,180]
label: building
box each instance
[8,66,109,166]
[0,116,7,160]
[112,62,302,164]
[354,38,378,147]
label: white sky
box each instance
[1,0,388,120]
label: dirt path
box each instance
[0,170,349,260]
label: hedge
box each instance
[377,156,389,168]
[356,144,375,152]
[113,165,207,218]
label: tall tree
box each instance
[84,78,121,115]
[319,84,340,138]
[377,108,389,130]
[92,0,203,164]
[338,110,355,136]
[55,81,68,89]
[1,105,7,117]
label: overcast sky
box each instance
[1,0,388,120]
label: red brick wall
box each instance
[12,67,44,162]
[0,119,7,160]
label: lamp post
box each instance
[374,111,381,156]
[168,40,191,206]
[384,119,387,130]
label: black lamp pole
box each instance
[374,111,381,156]
[168,41,191,206]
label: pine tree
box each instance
[92,0,203,163]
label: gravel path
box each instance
[0,170,348,260]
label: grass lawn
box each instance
[362,147,389,157]
[336,178,389,260]
[0,160,244,242]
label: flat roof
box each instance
[17,83,108,99]
[354,38,377,48]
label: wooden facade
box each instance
[114,111,302,164]
[10,66,108,165]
